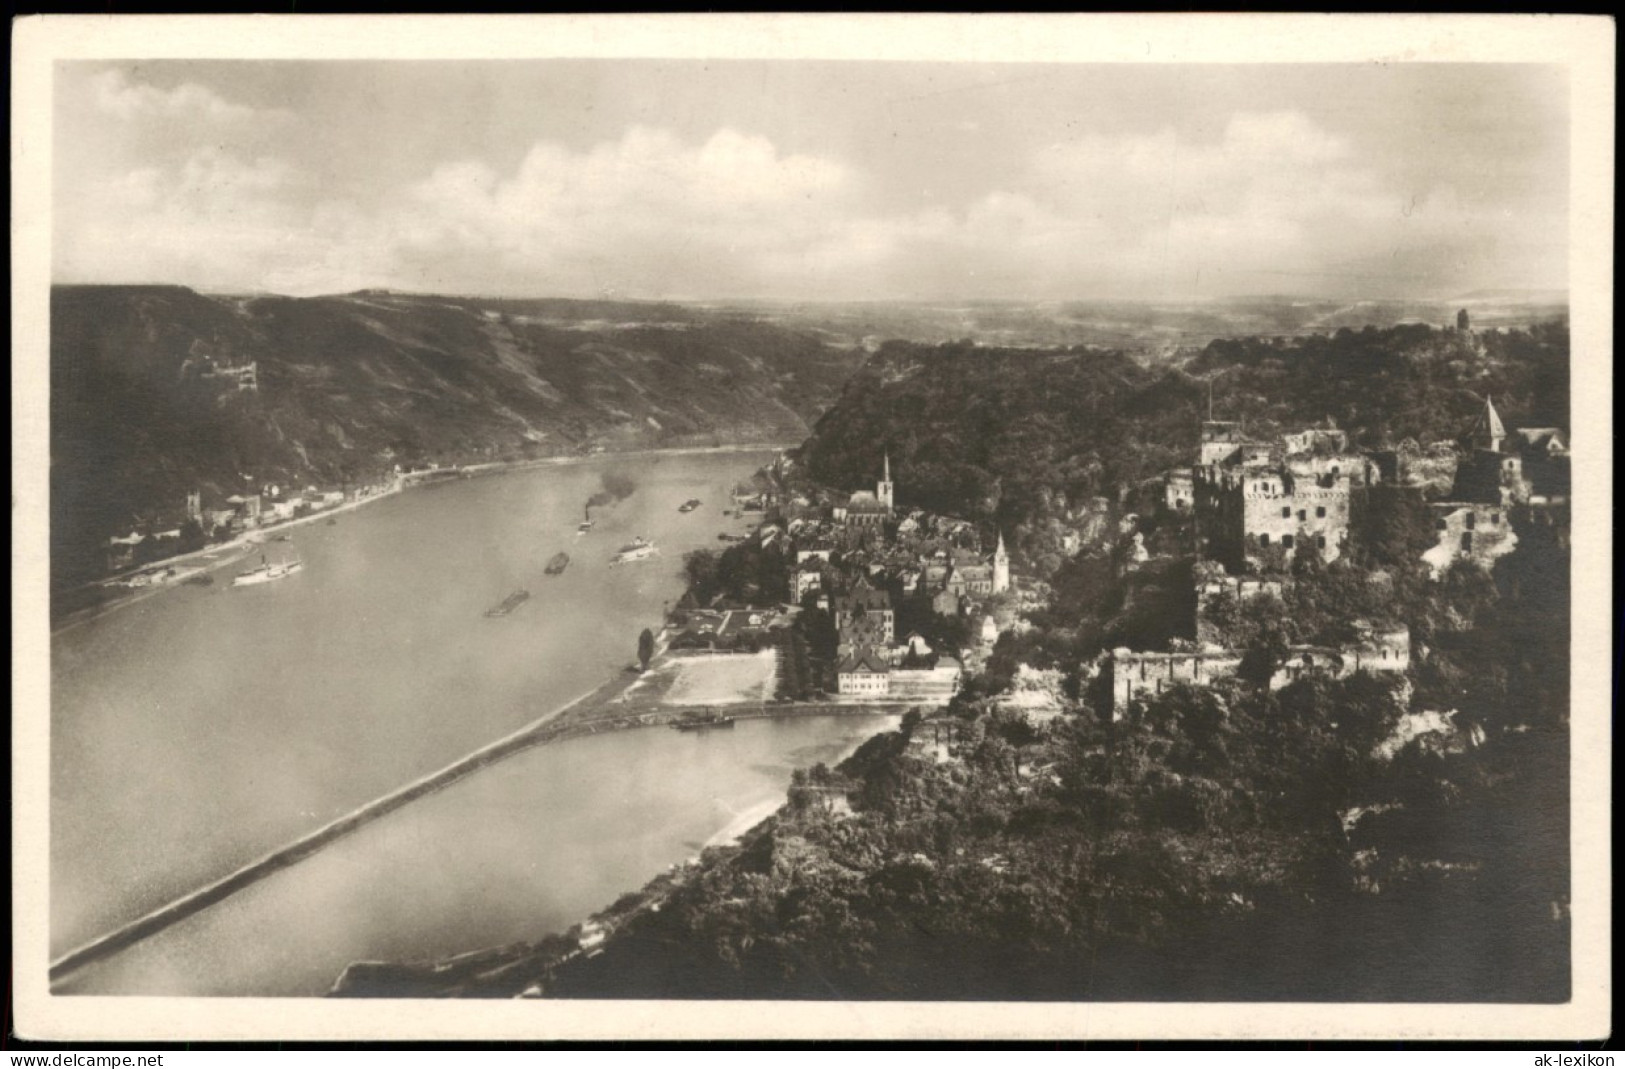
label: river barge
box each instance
[673,714,736,732]
[484,589,531,617]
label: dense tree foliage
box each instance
[682,541,791,606]
[796,324,1569,563]
[402,317,1571,1004]
[543,654,1565,1000]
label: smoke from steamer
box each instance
[584,471,637,519]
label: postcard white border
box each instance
[11,13,1612,1042]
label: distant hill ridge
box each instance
[48,284,867,590]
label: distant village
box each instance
[100,467,435,588]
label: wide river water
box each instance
[51,450,895,996]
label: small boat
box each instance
[233,553,304,587]
[545,552,570,575]
[678,499,702,513]
[182,574,214,587]
[485,589,531,617]
[610,537,659,566]
[673,714,736,732]
[577,520,594,534]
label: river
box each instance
[50,449,896,996]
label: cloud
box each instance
[56,146,326,290]
[856,109,1542,297]
[366,126,862,295]
[53,113,1564,299]
[90,69,288,125]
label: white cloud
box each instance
[52,113,1563,299]
[90,69,286,125]
[368,126,863,295]
[57,146,324,290]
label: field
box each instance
[659,649,779,706]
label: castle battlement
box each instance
[1104,626,1409,718]
[1241,485,1347,502]
[1195,448,1350,568]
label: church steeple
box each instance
[992,530,1010,594]
[1470,395,1507,453]
[877,451,894,511]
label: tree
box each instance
[683,549,720,602]
[178,518,207,553]
[1237,621,1291,688]
[637,628,655,671]
[1352,485,1435,570]
[800,606,838,664]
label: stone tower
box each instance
[185,490,202,523]
[877,451,894,511]
[992,531,1010,594]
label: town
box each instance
[649,451,1014,711]
[660,311,1570,731]
[388,314,1577,1003]
[99,466,436,590]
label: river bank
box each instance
[51,626,903,989]
[329,708,899,1000]
[53,445,802,990]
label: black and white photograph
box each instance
[11,14,1611,1043]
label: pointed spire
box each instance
[883,450,891,483]
[995,530,1007,557]
[1473,394,1507,451]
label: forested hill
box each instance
[796,322,1570,536]
[49,285,867,588]
[328,316,1571,1003]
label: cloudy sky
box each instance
[52,60,1568,301]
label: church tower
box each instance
[877,451,894,512]
[992,531,1010,594]
[1469,395,1507,453]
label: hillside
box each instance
[330,313,1570,1003]
[49,286,867,589]
[794,322,1569,572]
[335,684,1567,1002]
